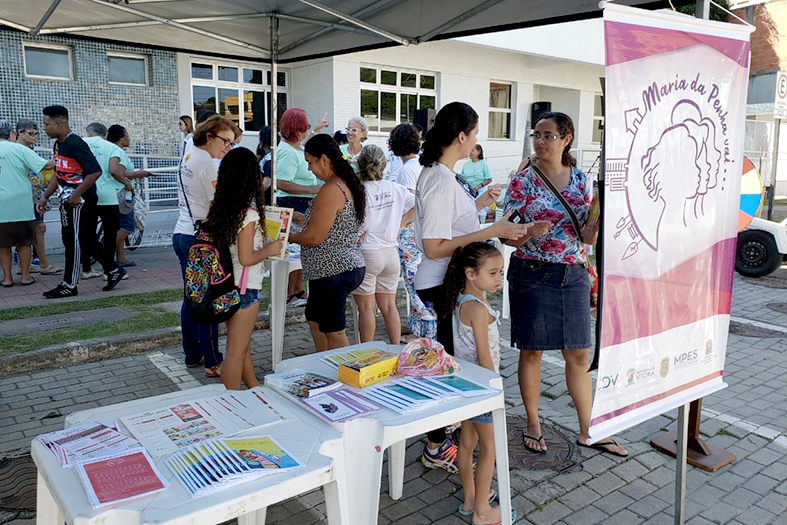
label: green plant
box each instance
[675,0,731,22]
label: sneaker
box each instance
[43,284,78,299]
[81,270,103,279]
[101,272,129,281]
[39,265,63,275]
[421,439,459,474]
[31,257,40,266]
[103,267,127,291]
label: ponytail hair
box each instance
[304,134,366,224]
[438,242,502,324]
[535,111,576,167]
[420,102,478,167]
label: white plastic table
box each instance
[32,384,349,525]
[269,342,513,525]
[264,256,302,372]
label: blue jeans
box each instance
[172,233,222,368]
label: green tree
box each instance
[676,0,731,22]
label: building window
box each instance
[489,82,513,139]
[592,94,604,143]
[23,43,72,80]
[108,53,148,86]
[359,66,437,133]
[189,60,288,133]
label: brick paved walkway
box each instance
[1,258,786,525]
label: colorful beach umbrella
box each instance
[738,155,763,232]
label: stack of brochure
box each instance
[298,388,384,423]
[77,449,169,508]
[39,422,142,469]
[363,375,497,415]
[320,347,385,369]
[265,368,341,398]
[165,435,303,498]
[120,388,290,457]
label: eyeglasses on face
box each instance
[22,130,39,136]
[530,133,564,143]
[346,127,360,134]
[210,133,235,148]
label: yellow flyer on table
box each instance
[263,206,293,259]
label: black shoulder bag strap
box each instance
[177,161,197,230]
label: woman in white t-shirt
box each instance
[178,115,193,158]
[414,102,532,471]
[354,145,415,344]
[172,115,240,378]
[199,148,284,390]
[389,123,426,333]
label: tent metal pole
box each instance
[675,403,689,525]
[31,0,64,35]
[294,0,412,44]
[418,0,507,43]
[80,0,271,56]
[0,17,32,32]
[41,13,272,34]
[270,14,279,207]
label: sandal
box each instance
[205,365,221,378]
[186,357,205,369]
[576,438,628,458]
[21,278,36,286]
[457,489,497,516]
[522,433,546,454]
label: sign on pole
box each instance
[774,71,787,119]
[590,4,753,441]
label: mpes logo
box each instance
[674,349,698,369]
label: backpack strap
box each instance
[178,162,196,228]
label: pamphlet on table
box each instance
[38,422,141,469]
[165,435,303,498]
[264,368,341,398]
[298,388,384,422]
[77,448,168,508]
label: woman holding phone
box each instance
[503,112,627,458]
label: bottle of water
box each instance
[419,301,438,340]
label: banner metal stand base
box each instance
[650,399,736,472]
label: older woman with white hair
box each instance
[340,116,368,170]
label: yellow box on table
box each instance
[337,349,400,388]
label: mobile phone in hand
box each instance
[508,208,526,224]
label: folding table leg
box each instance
[237,507,267,525]
[492,407,512,525]
[269,259,288,371]
[36,473,63,525]
[387,440,406,500]
[324,478,350,525]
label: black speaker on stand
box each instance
[530,101,552,128]
[413,108,437,133]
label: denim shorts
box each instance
[118,210,135,233]
[469,412,493,424]
[508,257,590,351]
[239,289,261,309]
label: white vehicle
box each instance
[736,216,787,277]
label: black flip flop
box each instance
[576,438,628,458]
[522,433,546,454]
[1,282,12,288]
[21,278,36,286]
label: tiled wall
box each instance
[0,29,180,157]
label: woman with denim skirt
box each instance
[503,111,628,458]
[199,148,284,390]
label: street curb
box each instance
[0,309,306,376]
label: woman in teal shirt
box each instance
[461,144,493,191]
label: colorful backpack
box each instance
[184,230,241,324]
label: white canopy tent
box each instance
[0,0,693,198]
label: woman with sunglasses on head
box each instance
[339,117,368,171]
[289,134,366,352]
[172,115,241,378]
[503,112,627,458]
[414,101,532,473]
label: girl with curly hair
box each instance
[289,134,366,351]
[201,148,284,390]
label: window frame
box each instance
[107,51,149,87]
[359,65,438,135]
[488,81,514,141]
[592,93,604,145]
[188,58,289,135]
[22,42,73,81]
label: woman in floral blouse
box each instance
[503,112,627,458]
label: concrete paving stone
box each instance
[527,500,572,525]
[628,494,671,519]
[644,465,676,488]
[579,453,616,476]
[521,481,566,507]
[743,506,778,525]
[561,504,609,525]
[742,473,780,495]
[550,469,592,491]
[756,491,787,515]
[747,446,787,466]
[687,482,727,505]
[635,450,670,470]
[401,477,433,499]
[699,500,741,522]
[511,494,537,516]
[559,485,601,510]
[686,516,716,525]
[605,509,644,525]
[618,478,658,500]
[584,472,626,496]
[609,458,650,482]
[763,462,787,483]
[380,497,426,522]
[725,487,762,511]
[592,491,635,516]
[418,495,462,522]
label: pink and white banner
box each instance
[589,4,753,440]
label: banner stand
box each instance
[675,403,689,525]
[650,399,736,472]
